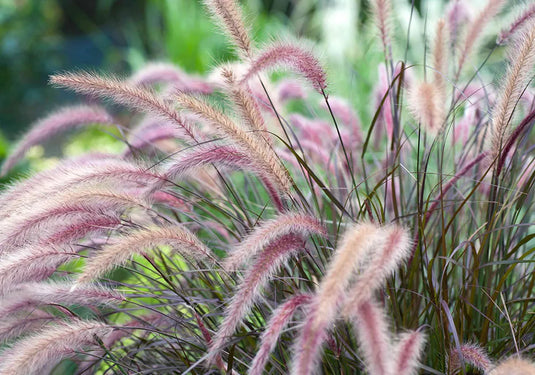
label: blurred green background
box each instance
[0,0,447,143]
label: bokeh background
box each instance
[0,0,446,140]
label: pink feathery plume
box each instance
[277,79,308,102]
[0,281,123,318]
[343,224,411,314]
[0,311,58,343]
[164,142,286,210]
[0,158,164,216]
[291,222,384,375]
[448,343,492,373]
[0,247,78,295]
[50,71,198,142]
[497,3,535,45]
[0,320,113,375]
[207,233,306,364]
[40,212,122,246]
[129,62,213,94]
[446,0,471,46]
[223,212,325,271]
[352,299,393,375]
[75,224,213,286]
[240,41,327,94]
[488,357,535,375]
[248,293,313,375]
[370,0,393,61]
[393,330,426,375]
[0,191,147,253]
[1,105,115,176]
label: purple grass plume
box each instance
[1,105,115,176]
[248,293,313,375]
[239,41,327,94]
[223,212,326,271]
[0,320,113,375]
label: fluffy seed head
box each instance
[75,224,213,285]
[1,105,114,176]
[487,357,535,375]
[239,41,327,94]
[0,320,113,375]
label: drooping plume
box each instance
[203,0,253,58]
[352,299,393,375]
[248,294,313,375]
[290,222,384,375]
[175,92,292,193]
[448,343,492,373]
[488,21,535,161]
[393,330,426,375]
[456,0,505,77]
[239,41,327,94]
[1,105,115,176]
[207,234,306,364]
[343,224,411,314]
[370,0,394,61]
[0,320,113,375]
[487,357,535,375]
[75,224,213,285]
[407,81,443,134]
[50,71,198,142]
[129,62,213,94]
[497,3,535,45]
[223,212,325,271]
[0,281,124,318]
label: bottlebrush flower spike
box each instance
[0,311,57,343]
[164,142,285,208]
[432,19,449,114]
[0,320,113,375]
[497,3,535,45]
[0,105,115,176]
[488,357,535,375]
[207,233,307,364]
[352,299,393,375]
[0,246,78,295]
[488,21,535,162]
[223,212,326,271]
[291,222,384,375]
[447,0,470,46]
[75,224,213,286]
[448,343,492,373]
[456,0,505,77]
[393,330,426,375]
[203,0,253,58]
[129,62,213,94]
[50,71,198,142]
[175,92,292,193]
[221,67,270,143]
[0,282,124,318]
[0,190,148,253]
[248,294,313,375]
[370,0,394,61]
[343,224,411,313]
[407,81,443,134]
[0,158,164,217]
[239,41,327,94]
